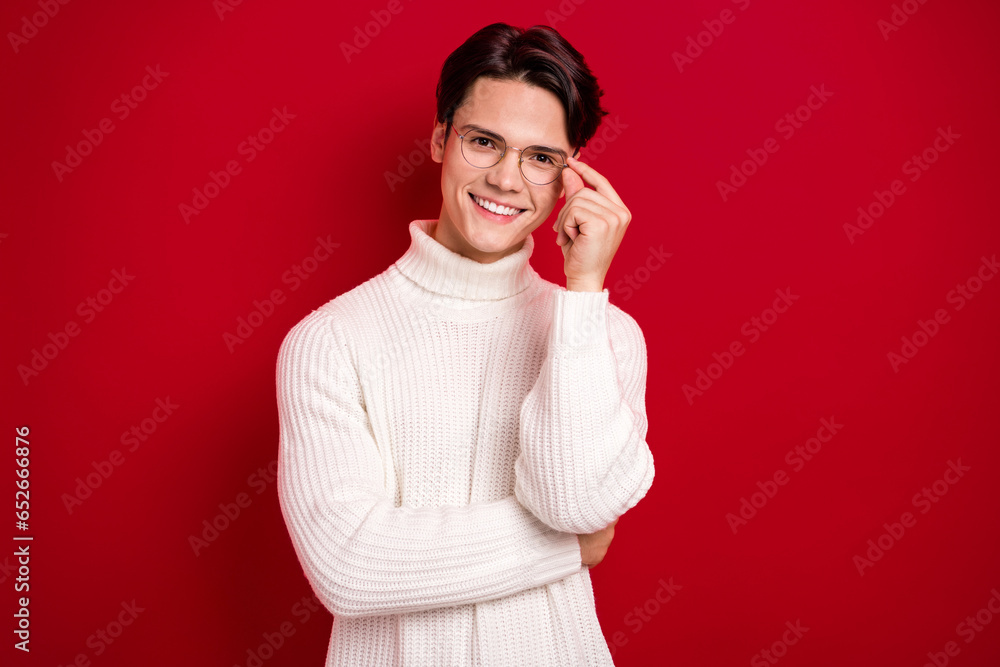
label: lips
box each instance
[469,193,525,217]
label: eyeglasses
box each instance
[452,125,571,186]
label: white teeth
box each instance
[474,195,520,216]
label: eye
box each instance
[468,134,498,150]
[528,152,559,165]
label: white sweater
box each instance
[276,219,655,666]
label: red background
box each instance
[3,0,999,665]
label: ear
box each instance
[430,120,447,164]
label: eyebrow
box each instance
[458,123,568,160]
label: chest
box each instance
[357,309,548,507]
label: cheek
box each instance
[442,159,468,195]
[534,189,561,214]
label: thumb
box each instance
[562,164,585,201]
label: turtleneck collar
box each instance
[393,220,537,301]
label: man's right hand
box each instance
[577,517,619,568]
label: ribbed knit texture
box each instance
[276,219,655,666]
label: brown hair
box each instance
[435,22,608,151]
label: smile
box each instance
[470,193,525,217]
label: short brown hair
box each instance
[435,22,608,151]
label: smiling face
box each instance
[429,77,573,264]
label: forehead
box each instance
[454,77,571,150]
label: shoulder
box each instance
[277,271,392,362]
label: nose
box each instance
[486,147,525,192]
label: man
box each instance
[276,22,654,666]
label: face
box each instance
[429,77,573,264]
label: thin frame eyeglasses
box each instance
[451,125,575,186]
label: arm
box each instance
[514,288,655,534]
[276,309,583,619]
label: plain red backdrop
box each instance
[3,0,999,665]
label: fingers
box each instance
[566,156,626,208]
[557,161,631,232]
[555,194,618,244]
[561,196,618,232]
[561,163,586,201]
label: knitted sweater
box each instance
[276,219,655,666]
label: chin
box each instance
[459,221,514,251]
[461,208,533,251]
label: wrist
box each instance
[565,277,604,292]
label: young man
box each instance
[276,22,654,666]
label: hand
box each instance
[553,157,631,292]
[577,517,619,568]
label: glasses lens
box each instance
[461,131,504,168]
[521,149,565,185]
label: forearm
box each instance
[278,473,582,618]
[515,288,655,534]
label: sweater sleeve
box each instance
[514,288,655,535]
[275,309,583,619]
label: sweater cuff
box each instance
[551,288,610,348]
[525,524,583,587]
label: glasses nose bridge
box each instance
[496,142,526,165]
[491,142,529,184]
